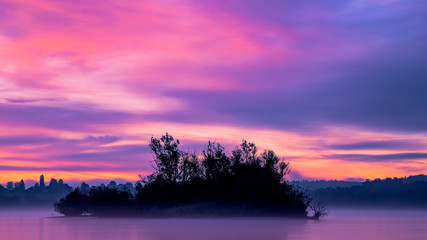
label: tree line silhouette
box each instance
[309,175,427,208]
[0,175,72,207]
[6,134,426,216]
[54,133,315,217]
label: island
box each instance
[54,133,325,218]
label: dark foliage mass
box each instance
[292,180,363,191]
[310,175,427,208]
[54,133,311,217]
[54,187,135,216]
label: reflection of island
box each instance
[55,133,322,218]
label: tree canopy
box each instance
[55,133,311,217]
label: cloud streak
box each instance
[326,140,427,150]
[326,153,427,162]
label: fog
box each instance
[0,209,426,240]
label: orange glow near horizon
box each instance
[0,171,144,185]
[1,123,426,184]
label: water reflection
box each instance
[54,217,309,240]
[0,210,427,240]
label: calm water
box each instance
[0,209,426,240]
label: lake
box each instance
[0,209,426,240]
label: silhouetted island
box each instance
[54,133,321,218]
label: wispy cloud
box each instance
[0,135,59,146]
[326,153,427,162]
[326,140,427,150]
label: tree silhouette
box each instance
[6,182,13,191]
[13,180,26,192]
[309,200,328,219]
[149,133,181,183]
[54,188,88,216]
[262,150,279,171]
[240,140,258,164]
[180,152,201,182]
[55,133,312,217]
[39,174,45,189]
[202,140,230,180]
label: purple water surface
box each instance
[0,209,426,240]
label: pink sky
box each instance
[1,0,427,184]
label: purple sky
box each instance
[0,0,427,184]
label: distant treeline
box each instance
[54,133,315,218]
[0,175,71,207]
[304,175,427,208]
[0,175,135,208]
[292,180,363,191]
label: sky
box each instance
[1,0,427,185]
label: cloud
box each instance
[57,144,151,163]
[0,135,59,146]
[326,153,427,162]
[343,177,365,182]
[0,103,134,131]
[288,169,317,181]
[83,135,121,145]
[0,141,153,174]
[141,0,427,133]
[6,98,38,103]
[0,134,121,149]
[326,140,426,150]
[0,164,138,172]
[2,0,426,134]
[5,97,65,103]
[162,49,427,133]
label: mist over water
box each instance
[0,209,426,240]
